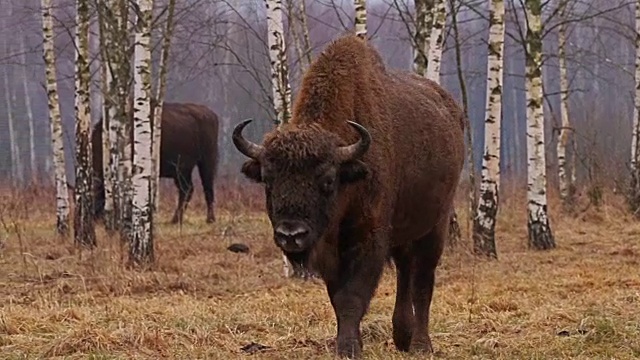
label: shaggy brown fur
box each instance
[234,35,465,358]
[92,102,220,224]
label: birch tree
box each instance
[116,0,133,241]
[628,0,640,216]
[413,0,433,76]
[152,0,177,215]
[473,0,505,258]
[354,0,367,38]
[425,0,446,82]
[1,2,18,187]
[41,0,70,236]
[98,0,117,232]
[130,0,155,266]
[3,58,18,187]
[19,36,37,182]
[73,0,96,247]
[287,0,312,79]
[556,9,574,207]
[266,0,292,126]
[525,0,554,250]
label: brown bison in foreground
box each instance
[92,102,219,224]
[233,35,464,358]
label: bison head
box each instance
[233,120,371,254]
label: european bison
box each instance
[233,35,465,357]
[92,102,219,224]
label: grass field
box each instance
[1,181,639,359]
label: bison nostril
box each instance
[275,222,309,238]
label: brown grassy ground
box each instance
[0,181,639,359]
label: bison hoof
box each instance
[392,328,412,352]
[336,337,362,359]
[410,337,433,353]
[206,216,216,223]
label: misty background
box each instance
[0,0,635,192]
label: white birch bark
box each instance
[473,0,505,258]
[354,0,367,38]
[413,0,433,76]
[628,0,640,215]
[557,18,572,203]
[266,0,292,125]
[525,0,554,249]
[74,0,96,247]
[425,0,447,82]
[41,0,70,236]
[130,0,155,266]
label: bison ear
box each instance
[339,160,369,184]
[241,159,262,182]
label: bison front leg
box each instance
[326,242,386,358]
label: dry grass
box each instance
[1,180,639,359]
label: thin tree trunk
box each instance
[473,0,505,258]
[525,0,554,250]
[425,0,446,82]
[628,0,640,216]
[152,0,177,216]
[287,0,305,81]
[98,1,117,232]
[19,37,37,183]
[298,0,312,67]
[449,0,475,246]
[118,0,133,242]
[354,0,367,38]
[557,16,574,206]
[73,0,96,247]
[41,0,70,236]
[3,64,18,187]
[2,2,20,187]
[413,0,434,76]
[130,0,155,267]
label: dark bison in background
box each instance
[92,102,219,224]
[233,34,465,358]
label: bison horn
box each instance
[232,119,264,159]
[335,121,372,162]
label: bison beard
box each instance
[91,102,219,224]
[233,35,465,358]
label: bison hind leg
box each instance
[391,247,414,352]
[409,221,447,354]
[171,171,194,224]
